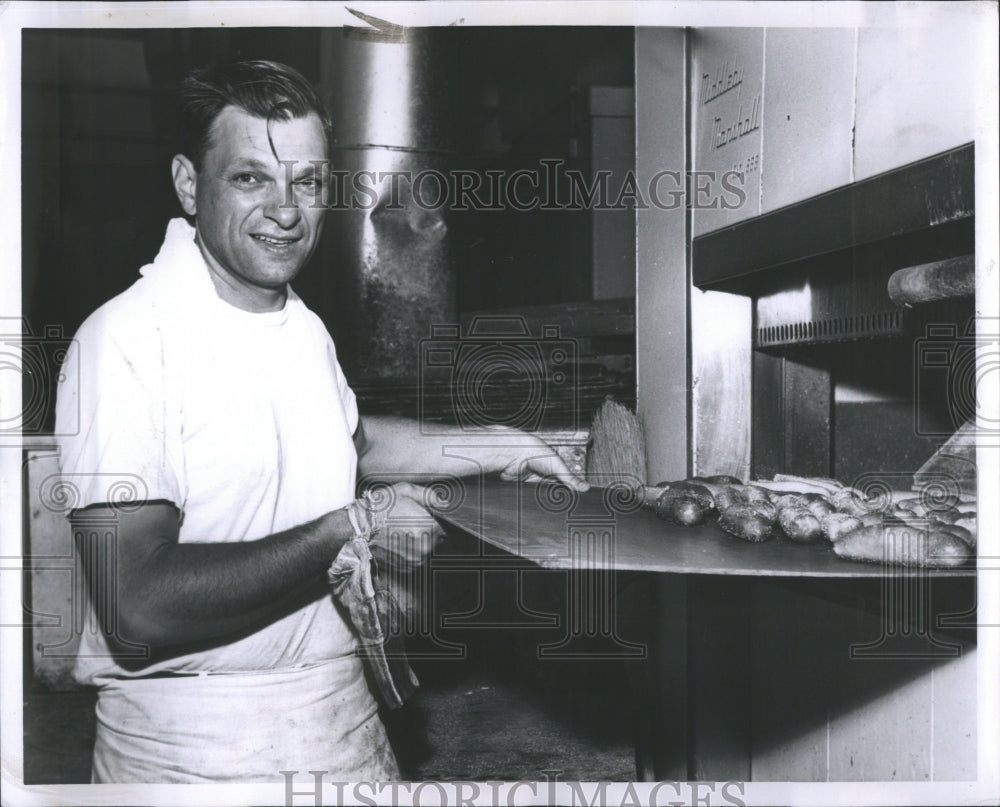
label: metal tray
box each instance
[428,478,976,578]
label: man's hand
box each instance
[495,437,590,492]
[366,481,447,566]
[356,416,590,493]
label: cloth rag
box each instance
[328,516,419,709]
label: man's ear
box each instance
[171,154,198,216]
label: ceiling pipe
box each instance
[320,23,457,384]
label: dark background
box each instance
[21,27,636,429]
[19,30,641,782]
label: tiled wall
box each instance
[690,28,764,236]
[750,581,977,782]
[685,22,981,782]
[691,20,981,236]
[686,19,983,481]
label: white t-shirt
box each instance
[56,218,361,683]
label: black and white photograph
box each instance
[1,2,998,805]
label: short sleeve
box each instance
[329,339,359,436]
[55,308,185,514]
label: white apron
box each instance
[91,658,400,783]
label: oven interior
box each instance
[693,143,977,498]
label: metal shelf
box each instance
[431,478,976,579]
[692,143,974,294]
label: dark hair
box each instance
[178,60,333,169]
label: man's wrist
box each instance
[343,492,386,543]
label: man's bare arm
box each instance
[73,501,354,653]
[355,415,589,490]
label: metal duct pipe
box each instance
[320,24,457,383]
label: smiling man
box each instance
[172,103,326,311]
[54,60,586,784]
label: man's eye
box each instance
[294,178,321,191]
[233,173,260,186]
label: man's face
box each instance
[190,106,328,311]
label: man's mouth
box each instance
[251,234,300,248]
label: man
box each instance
[55,60,586,783]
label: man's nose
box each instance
[264,190,302,229]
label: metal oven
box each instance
[673,143,981,783]
[694,144,976,495]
